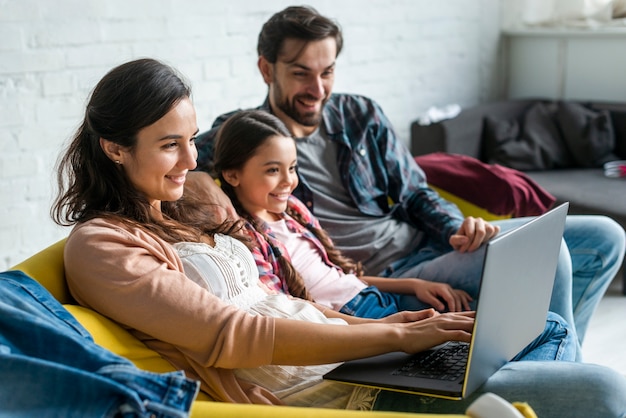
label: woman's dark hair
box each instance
[213,109,362,301]
[257,5,343,64]
[52,58,240,242]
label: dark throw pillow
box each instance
[609,110,626,159]
[483,102,574,171]
[556,101,618,167]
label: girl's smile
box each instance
[224,134,298,222]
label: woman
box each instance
[52,58,626,417]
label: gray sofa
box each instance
[410,99,626,293]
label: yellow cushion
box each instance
[64,304,176,374]
[190,402,465,417]
[430,185,512,222]
[63,304,212,403]
[11,238,70,303]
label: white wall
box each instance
[0,0,503,269]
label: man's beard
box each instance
[273,83,326,128]
[276,94,326,128]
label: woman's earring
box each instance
[115,160,121,165]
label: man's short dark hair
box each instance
[257,5,343,63]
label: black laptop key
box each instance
[392,341,469,381]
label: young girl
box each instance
[213,109,473,318]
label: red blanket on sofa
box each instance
[415,152,556,217]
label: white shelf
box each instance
[503,26,626,37]
[504,29,626,101]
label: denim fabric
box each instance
[339,286,402,318]
[380,215,626,362]
[0,270,199,418]
[510,311,576,361]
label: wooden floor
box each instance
[582,276,626,375]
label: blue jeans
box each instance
[340,286,406,318]
[381,215,626,360]
[0,270,199,418]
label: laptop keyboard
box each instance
[392,341,469,381]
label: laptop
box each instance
[324,202,569,400]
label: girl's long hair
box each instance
[213,109,362,301]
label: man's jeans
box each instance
[373,360,626,418]
[381,215,626,360]
[0,270,199,418]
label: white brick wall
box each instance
[0,0,503,269]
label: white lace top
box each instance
[174,234,372,408]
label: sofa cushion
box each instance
[525,169,626,224]
[483,101,620,171]
[11,238,71,304]
[556,102,617,167]
[428,185,510,221]
[63,304,217,400]
[64,304,177,374]
[483,102,574,170]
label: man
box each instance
[193,5,625,355]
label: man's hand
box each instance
[449,216,500,253]
[185,171,238,222]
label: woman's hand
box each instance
[378,308,439,324]
[379,310,475,352]
[395,311,475,354]
[449,216,500,253]
[412,279,473,312]
[272,311,475,364]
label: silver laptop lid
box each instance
[462,202,569,396]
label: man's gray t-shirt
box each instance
[295,128,423,275]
